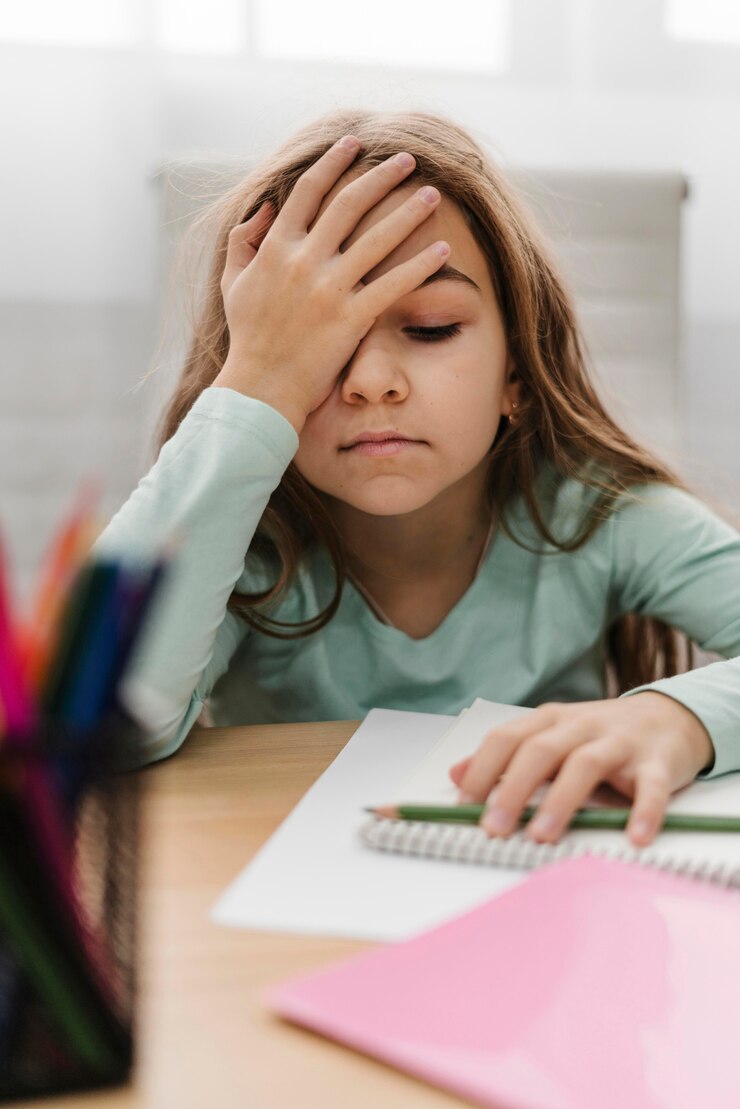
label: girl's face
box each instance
[293,174,518,518]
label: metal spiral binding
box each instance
[358,818,740,888]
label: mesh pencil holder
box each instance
[0,708,145,1101]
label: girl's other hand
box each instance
[448,693,715,847]
[214,135,450,434]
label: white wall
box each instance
[1,0,739,604]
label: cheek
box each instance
[292,417,331,482]
[292,438,316,478]
[431,367,503,442]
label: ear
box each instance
[501,359,521,419]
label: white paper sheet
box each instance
[210,705,530,941]
[394,697,532,803]
[211,700,740,941]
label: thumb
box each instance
[221,200,274,293]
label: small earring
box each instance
[508,402,519,426]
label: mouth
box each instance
[339,432,425,459]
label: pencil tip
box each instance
[364,804,396,818]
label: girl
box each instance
[95,108,740,850]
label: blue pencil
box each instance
[57,561,123,733]
[99,559,168,723]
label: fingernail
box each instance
[393,151,415,167]
[630,818,652,843]
[419,185,440,204]
[481,807,511,836]
[339,135,360,150]
[457,790,476,804]
[527,812,557,840]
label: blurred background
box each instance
[1,0,739,606]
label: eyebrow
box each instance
[417,264,481,294]
[360,263,482,295]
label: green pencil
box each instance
[364,803,740,833]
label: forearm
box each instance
[93,386,298,752]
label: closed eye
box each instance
[404,323,462,343]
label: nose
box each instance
[339,342,410,406]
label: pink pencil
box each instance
[0,522,77,895]
[0,530,37,739]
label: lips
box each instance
[341,431,420,449]
[340,434,424,459]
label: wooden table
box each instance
[23,721,466,1108]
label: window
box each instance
[254,0,510,72]
[0,0,510,69]
[157,0,247,55]
[0,0,138,47]
[664,0,740,46]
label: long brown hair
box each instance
[154,107,697,694]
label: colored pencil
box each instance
[364,803,740,833]
[0,534,38,739]
[0,481,174,1091]
[56,561,123,732]
[39,559,106,720]
[94,556,169,723]
[15,482,101,697]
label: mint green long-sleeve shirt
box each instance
[92,386,740,775]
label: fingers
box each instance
[522,752,669,847]
[478,723,597,837]
[510,736,627,843]
[343,183,445,285]
[452,698,678,847]
[625,764,671,847]
[221,200,275,296]
[309,151,426,258]
[355,238,450,320]
[277,134,364,237]
[260,136,447,326]
[456,706,561,802]
[448,757,471,786]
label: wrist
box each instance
[213,359,307,436]
[669,700,715,774]
[684,711,715,774]
[638,691,715,775]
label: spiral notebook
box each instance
[359,698,740,887]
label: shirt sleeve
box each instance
[92,385,298,765]
[609,485,740,777]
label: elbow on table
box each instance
[117,679,205,768]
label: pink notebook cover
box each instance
[266,856,740,1109]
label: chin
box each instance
[336,486,437,517]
